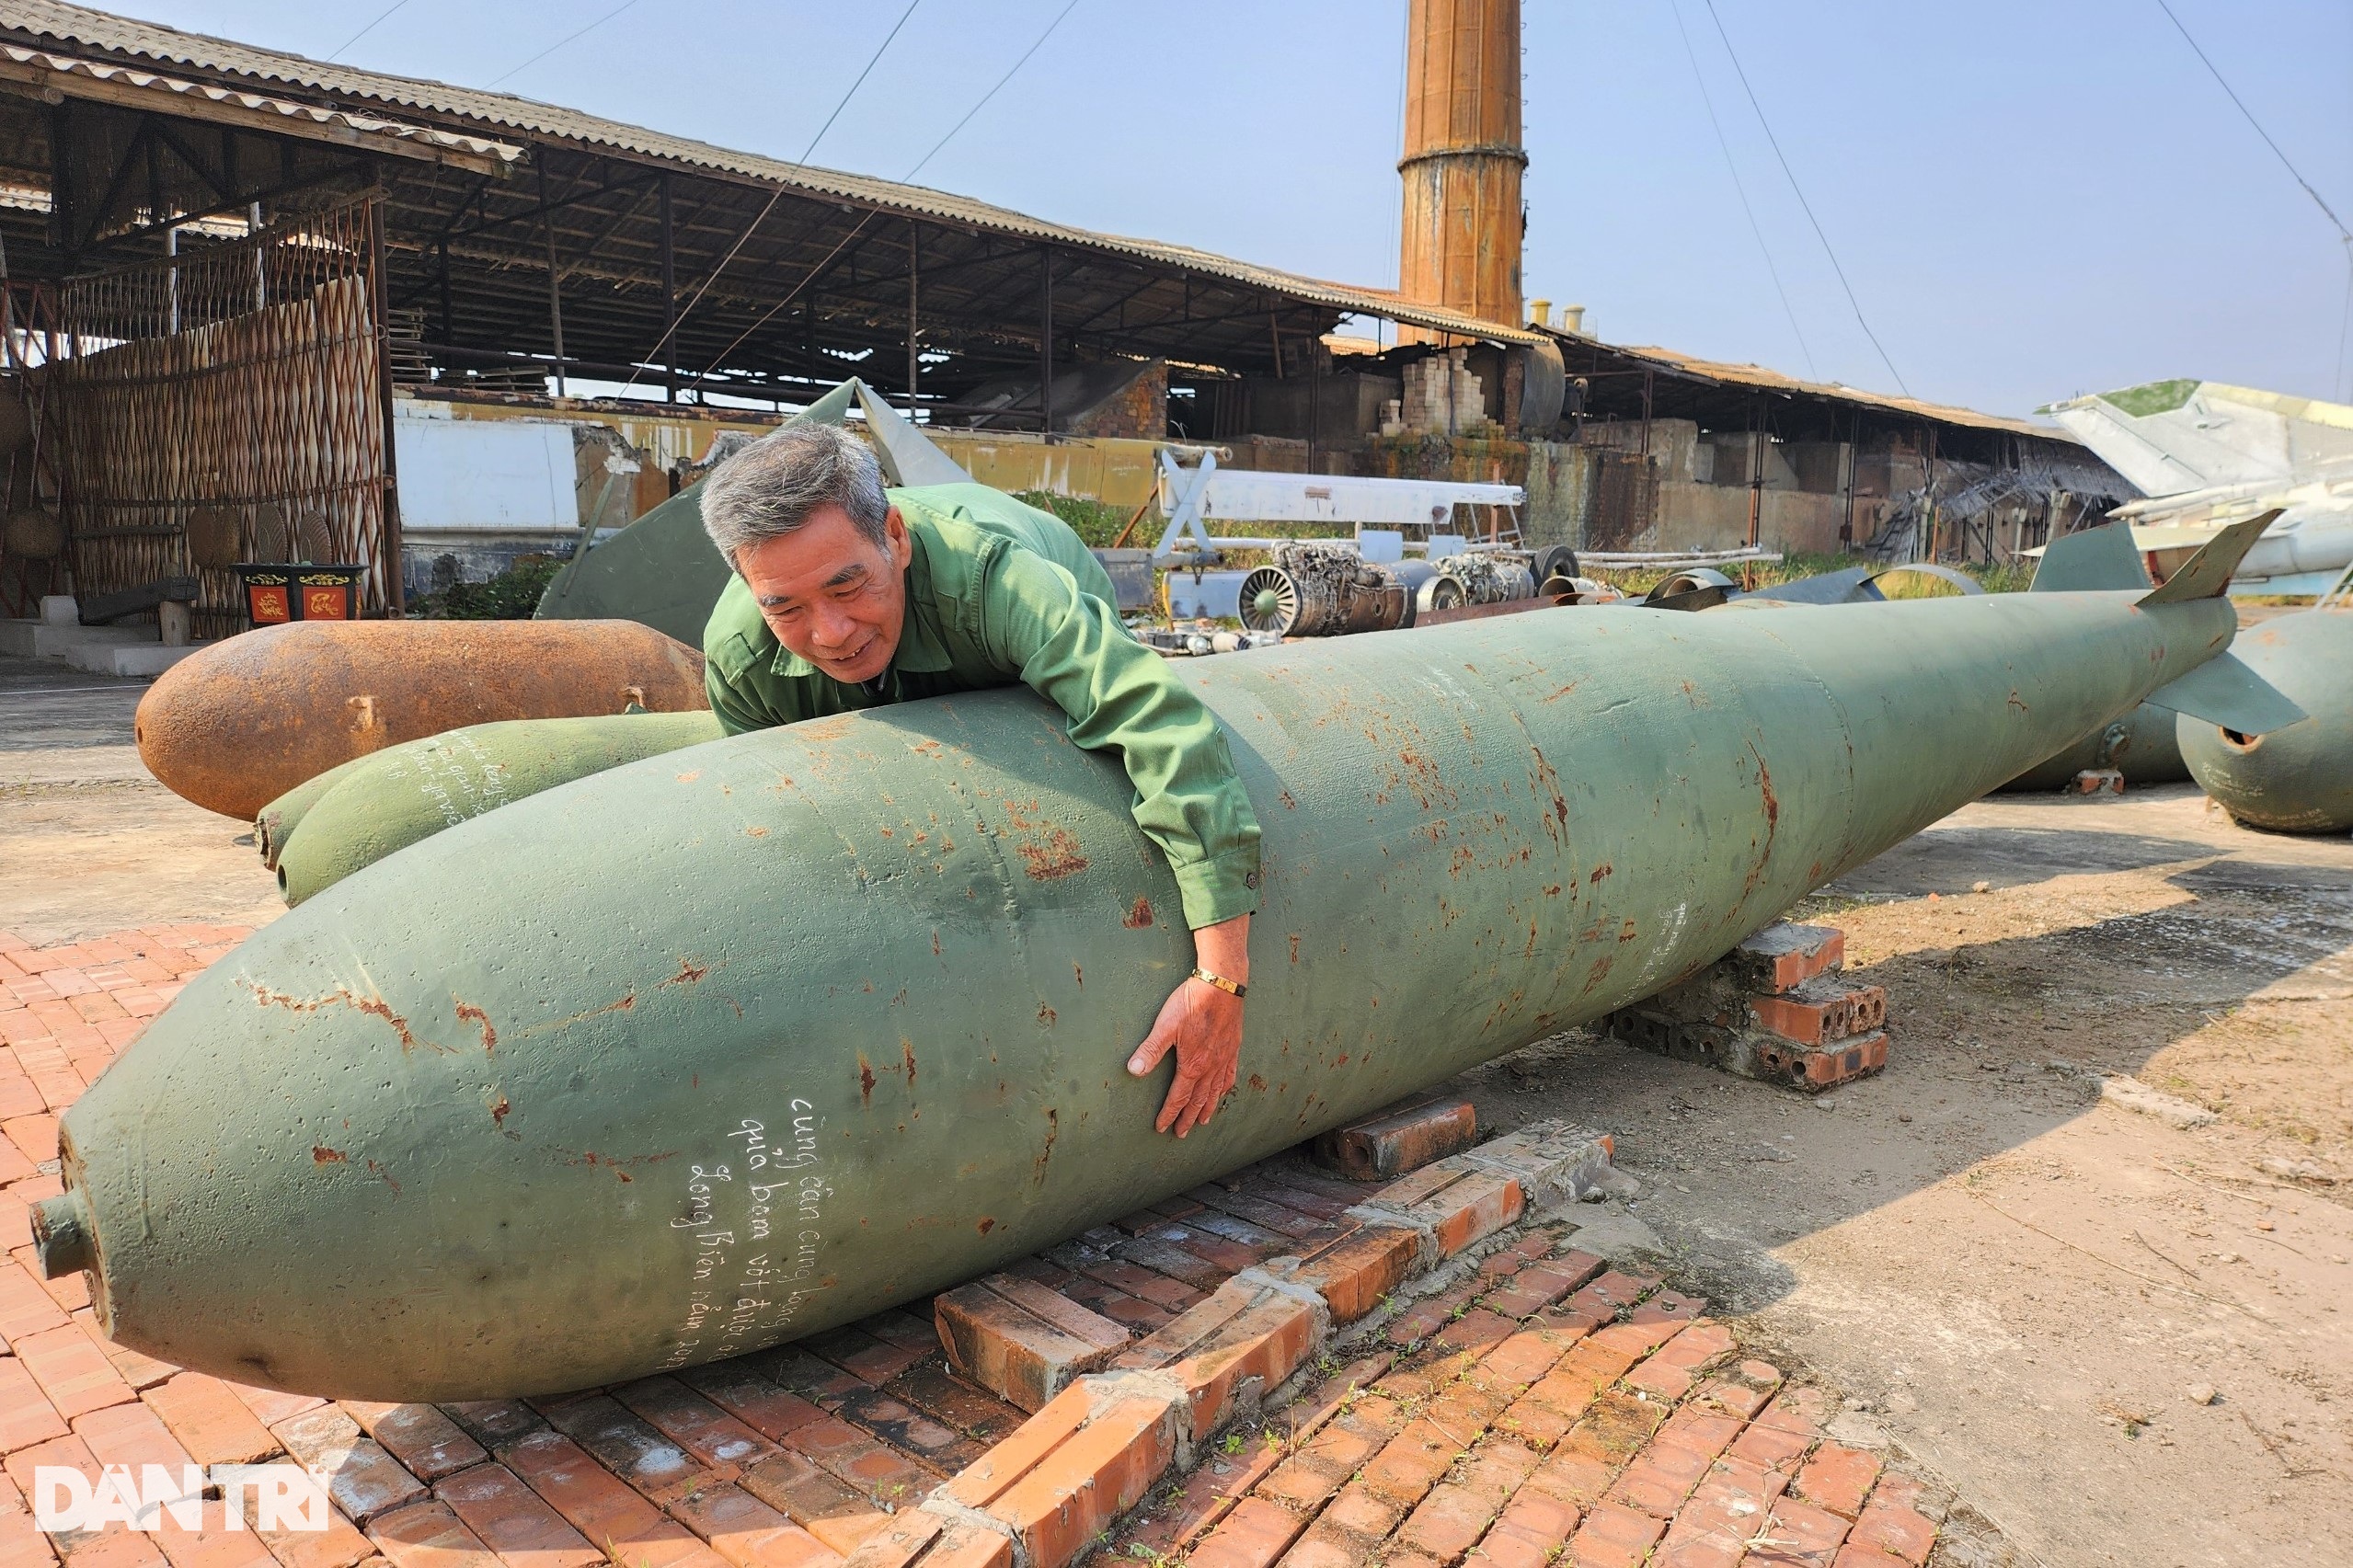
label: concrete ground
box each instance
[4,662,2349,1567]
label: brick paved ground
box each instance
[1110,1239,1961,1568]
[5,925,1578,1568]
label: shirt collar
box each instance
[765,509,955,680]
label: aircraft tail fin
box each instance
[2028,521,2151,593]
[2137,510,2282,604]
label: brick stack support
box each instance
[1308,1098,1477,1184]
[1603,921,1891,1093]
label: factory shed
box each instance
[0,0,2126,630]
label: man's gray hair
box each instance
[700,421,889,567]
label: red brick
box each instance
[982,1391,1177,1568]
[14,1252,86,1317]
[1359,1419,1462,1509]
[1848,1493,1937,1567]
[430,1462,603,1568]
[800,1517,881,1562]
[340,1407,485,1485]
[1724,1421,1811,1479]
[1748,983,1884,1047]
[1830,1548,1912,1568]
[496,1431,714,1568]
[679,1368,827,1444]
[222,1385,323,1430]
[1757,1496,1851,1566]
[1606,1435,1714,1518]
[1429,1173,1525,1258]
[1181,1496,1303,1568]
[664,1482,841,1568]
[535,1395,715,1507]
[1627,1290,1705,1328]
[5,1432,168,1568]
[737,1450,867,1530]
[0,1356,65,1454]
[1567,1500,1664,1568]
[14,1325,130,1420]
[366,1501,499,1568]
[834,1509,936,1568]
[0,1121,52,1170]
[141,1378,279,1467]
[270,1407,426,1524]
[0,1503,56,1568]
[905,1525,1006,1568]
[1792,1443,1881,1521]
[931,1277,1126,1415]
[69,1403,277,1568]
[1291,1222,1420,1325]
[1118,1280,1320,1438]
[1397,1483,1498,1561]
[73,1322,173,1395]
[607,1379,778,1472]
[0,1260,67,1345]
[1312,1100,1476,1182]
[1729,923,1843,992]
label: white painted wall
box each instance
[393,407,578,532]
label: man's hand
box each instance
[1127,913,1250,1138]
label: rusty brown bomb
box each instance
[135,619,707,820]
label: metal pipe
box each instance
[659,172,677,404]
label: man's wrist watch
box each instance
[1190,967,1247,999]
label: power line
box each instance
[2154,0,2350,241]
[2152,0,2353,401]
[1702,0,1909,395]
[902,0,1081,182]
[670,0,1085,400]
[486,0,640,90]
[618,1,924,395]
[1667,0,1815,380]
[325,0,410,63]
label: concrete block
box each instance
[98,642,201,679]
[39,596,75,625]
[1312,1097,1476,1182]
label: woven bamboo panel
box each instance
[51,199,394,637]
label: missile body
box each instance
[136,620,708,820]
[272,712,725,904]
[44,588,2235,1401]
[2177,608,2353,831]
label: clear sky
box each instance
[107,0,2353,420]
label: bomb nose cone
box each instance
[32,1192,94,1278]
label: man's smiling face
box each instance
[737,503,914,685]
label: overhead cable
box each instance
[2152,0,2353,399]
[620,0,924,395]
[325,0,410,63]
[671,0,1085,399]
[1702,0,1910,396]
[486,0,641,89]
[1668,0,1816,381]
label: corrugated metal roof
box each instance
[0,40,522,167]
[0,0,1547,349]
[0,0,2079,444]
[1600,340,2079,443]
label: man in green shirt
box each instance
[700,422,1262,1139]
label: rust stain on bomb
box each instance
[1123,898,1155,929]
[1016,827,1088,879]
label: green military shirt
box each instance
[704,482,1262,930]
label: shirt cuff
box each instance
[1170,845,1263,930]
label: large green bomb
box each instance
[1998,700,2188,792]
[271,712,725,904]
[33,536,2278,1402]
[2179,608,2353,831]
